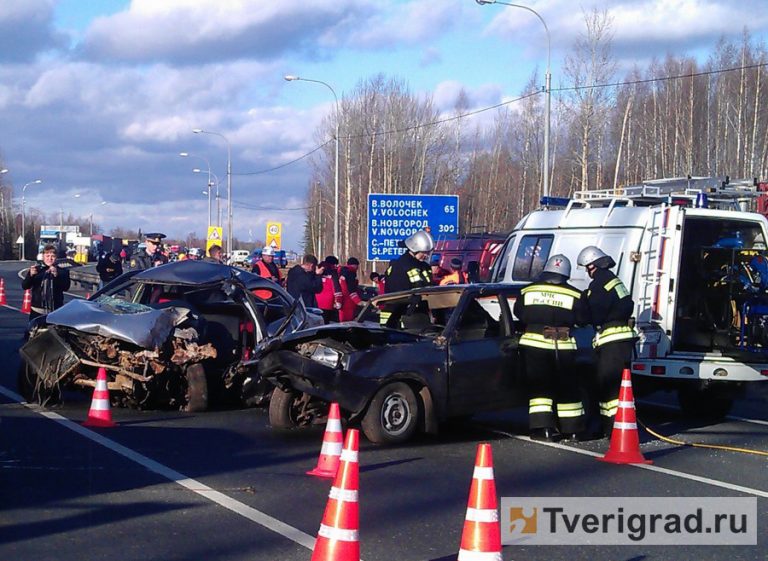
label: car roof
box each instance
[133,260,276,290]
[370,282,517,303]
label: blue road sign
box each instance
[367,193,459,261]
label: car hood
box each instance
[45,296,187,348]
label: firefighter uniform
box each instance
[381,251,432,326]
[513,255,587,440]
[579,250,636,435]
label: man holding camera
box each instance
[21,244,71,320]
[96,248,124,288]
[130,233,168,270]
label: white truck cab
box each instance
[492,176,768,417]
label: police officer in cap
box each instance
[130,233,168,270]
[513,255,588,442]
[577,246,636,436]
[381,229,434,326]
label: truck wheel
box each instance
[184,363,209,412]
[677,387,734,420]
[361,382,419,445]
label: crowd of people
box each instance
[24,227,634,443]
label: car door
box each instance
[446,290,519,416]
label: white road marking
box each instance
[639,399,768,427]
[484,427,768,499]
[0,385,317,552]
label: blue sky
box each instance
[1,0,767,252]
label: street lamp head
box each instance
[33,179,42,184]
[0,169,7,174]
[475,0,496,4]
[179,152,189,157]
[284,75,299,81]
[192,128,203,134]
[192,168,202,173]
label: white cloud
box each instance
[0,0,69,62]
[78,0,377,64]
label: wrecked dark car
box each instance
[18,260,322,410]
[258,284,526,444]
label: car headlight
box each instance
[310,345,342,368]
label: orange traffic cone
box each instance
[0,278,6,305]
[311,428,360,561]
[21,288,31,314]
[83,368,116,428]
[458,442,502,561]
[598,368,652,465]
[307,402,344,478]
[85,292,90,300]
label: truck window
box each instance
[512,235,553,282]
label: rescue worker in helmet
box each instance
[253,246,282,285]
[381,229,434,327]
[577,245,636,436]
[513,254,588,442]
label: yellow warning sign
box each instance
[266,222,282,250]
[206,226,223,253]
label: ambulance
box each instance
[491,176,768,417]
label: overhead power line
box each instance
[236,60,767,176]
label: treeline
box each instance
[303,13,768,269]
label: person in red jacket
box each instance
[339,257,364,321]
[315,256,344,323]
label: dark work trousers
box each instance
[520,346,585,434]
[595,339,635,434]
[321,308,339,324]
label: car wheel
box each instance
[269,387,306,429]
[677,387,733,420]
[361,382,419,445]
[184,363,209,412]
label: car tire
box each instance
[361,382,419,445]
[269,387,302,429]
[677,387,733,420]
[184,363,209,412]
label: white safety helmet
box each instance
[404,230,434,253]
[543,254,571,277]
[576,246,615,269]
[262,246,276,257]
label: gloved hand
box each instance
[333,301,342,310]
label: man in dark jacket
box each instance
[96,251,123,288]
[21,244,71,321]
[577,245,636,436]
[513,254,588,442]
[130,233,168,270]
[381,230,434,327]
[286,254,324,308]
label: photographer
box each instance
[96,250,123,288]
[21,244,71,320]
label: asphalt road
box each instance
[0,261,765,561]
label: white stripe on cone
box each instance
[465,507,499,523]
[458,549,503,560]
[472,466,494,480]
[317,524,359,542]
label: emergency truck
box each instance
[491,176,768,417]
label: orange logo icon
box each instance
[509,507,537,534]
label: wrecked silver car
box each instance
[18,260,321,410]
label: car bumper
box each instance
[258,350,377,415]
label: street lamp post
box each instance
[20,179,42,261]
[192,130,232,255]
[180,152,213,230]
[476,0,551,198]
[88,201,108,237]
[196,169,221,228]
[284,74,341,257]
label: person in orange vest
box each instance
[252,246,282,285]
[339,257,364,321]
[316,256,344,323]
[439,258,468,285]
